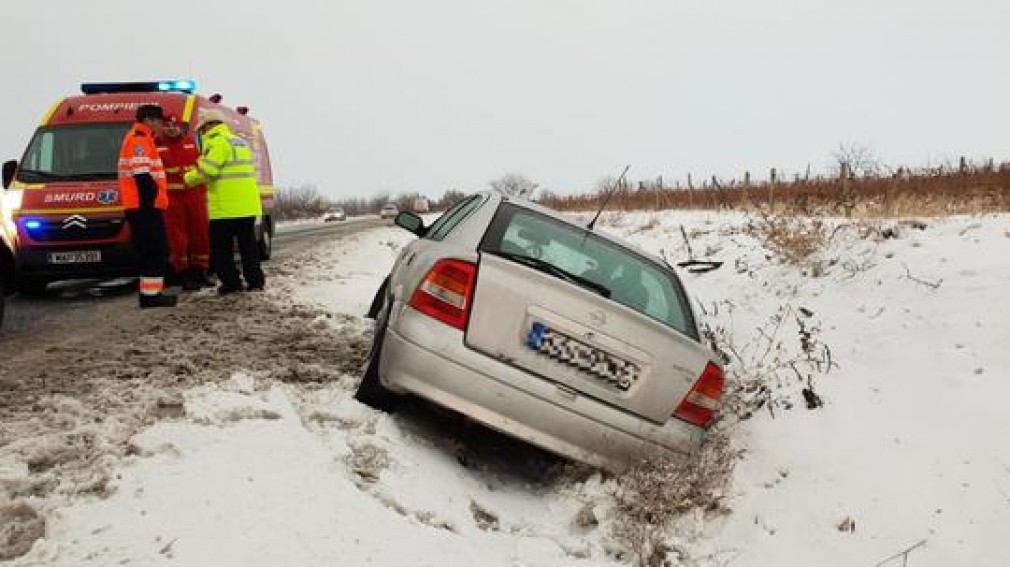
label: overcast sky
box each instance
[3,0,1008,199]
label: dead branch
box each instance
[680,225,695,260]
[873,539,927,567]
[900,263,942,289]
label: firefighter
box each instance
[183,109,265,294]
[158,114,213,291]
[118,104,177,308]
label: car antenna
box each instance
[586,164,630,231]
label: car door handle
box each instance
[405,252,416,266]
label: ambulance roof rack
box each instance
[80,80,197,95]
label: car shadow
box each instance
[389,395,599,490]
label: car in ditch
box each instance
[356,191,725,471]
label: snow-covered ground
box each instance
[4,209,1008,566]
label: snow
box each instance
[5,210,1009,566]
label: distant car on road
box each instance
[356,191,725,471]
[379,203,399,220]
[322,208,346,222]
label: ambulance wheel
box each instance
[16,277,50,297]
[258,228,272,261]
[354,301,398,412]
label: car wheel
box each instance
[16,277,49,297]
[258,226,273,261]
[354,299,398,412]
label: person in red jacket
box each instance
[158,115,213,290]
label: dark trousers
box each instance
[210,217,265,289]
[125,208,168,278]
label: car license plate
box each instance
[48,250,102,264]
[525,322,640,391]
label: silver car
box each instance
[356,192,724,471]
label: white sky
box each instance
[3,0,1008,199]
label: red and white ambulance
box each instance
[0,80,276,294]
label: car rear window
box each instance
[479,203,698,339]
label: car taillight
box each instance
[673,362,725,429]
[408,259,478,330]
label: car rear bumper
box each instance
[380,305,704,471]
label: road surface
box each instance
[0,217,387,334]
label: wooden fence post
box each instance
[769,167,777,211]
[687,173,694,209]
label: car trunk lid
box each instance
[465,253,712,424]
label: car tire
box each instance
[354,299,398,412]
[16,277,49,297]
[258,225,273,261]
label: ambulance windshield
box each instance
[18,123,132,183]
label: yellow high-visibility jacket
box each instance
[183,123,262,220]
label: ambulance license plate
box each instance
[48,250,102,264]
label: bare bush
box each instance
[272,184,332,220]
[490,173,539,199]
[831,142,882,178]
[746,213,831,272]
[702,303,836,422]
[611,433,737,567]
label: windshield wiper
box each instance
[17,169,116,182]
[61,171,117,180]
[487,249,611,298]
[17,169,63,181]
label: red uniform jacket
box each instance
[157,133,205,192]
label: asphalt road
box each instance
[0,217,389,335]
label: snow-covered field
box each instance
[4,209,1008,566]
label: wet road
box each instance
[0,217,388,335]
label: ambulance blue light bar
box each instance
[80,80,197,95]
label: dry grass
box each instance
[542,165,1010,218]
[610,433,737,567]
[745,213,831,271]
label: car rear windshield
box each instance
[479,203,699,339]
[17,123,132,183]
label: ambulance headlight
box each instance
[2,189,23,211]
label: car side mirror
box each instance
[2,160,16,190]
[394,211,426,236]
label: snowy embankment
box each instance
[5,210,1008,566]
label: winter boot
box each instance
[164,270,184,288]
[217,284,242,296]
[139,293,178,309]
[191,269,217,288]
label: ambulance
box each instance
[0,80,276,295]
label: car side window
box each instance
[426,195,484,241]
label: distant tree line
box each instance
[272,185,470,220]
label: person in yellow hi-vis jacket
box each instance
[183,109,265,295]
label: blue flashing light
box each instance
[24,220,42,230]
[81,80,198,95]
